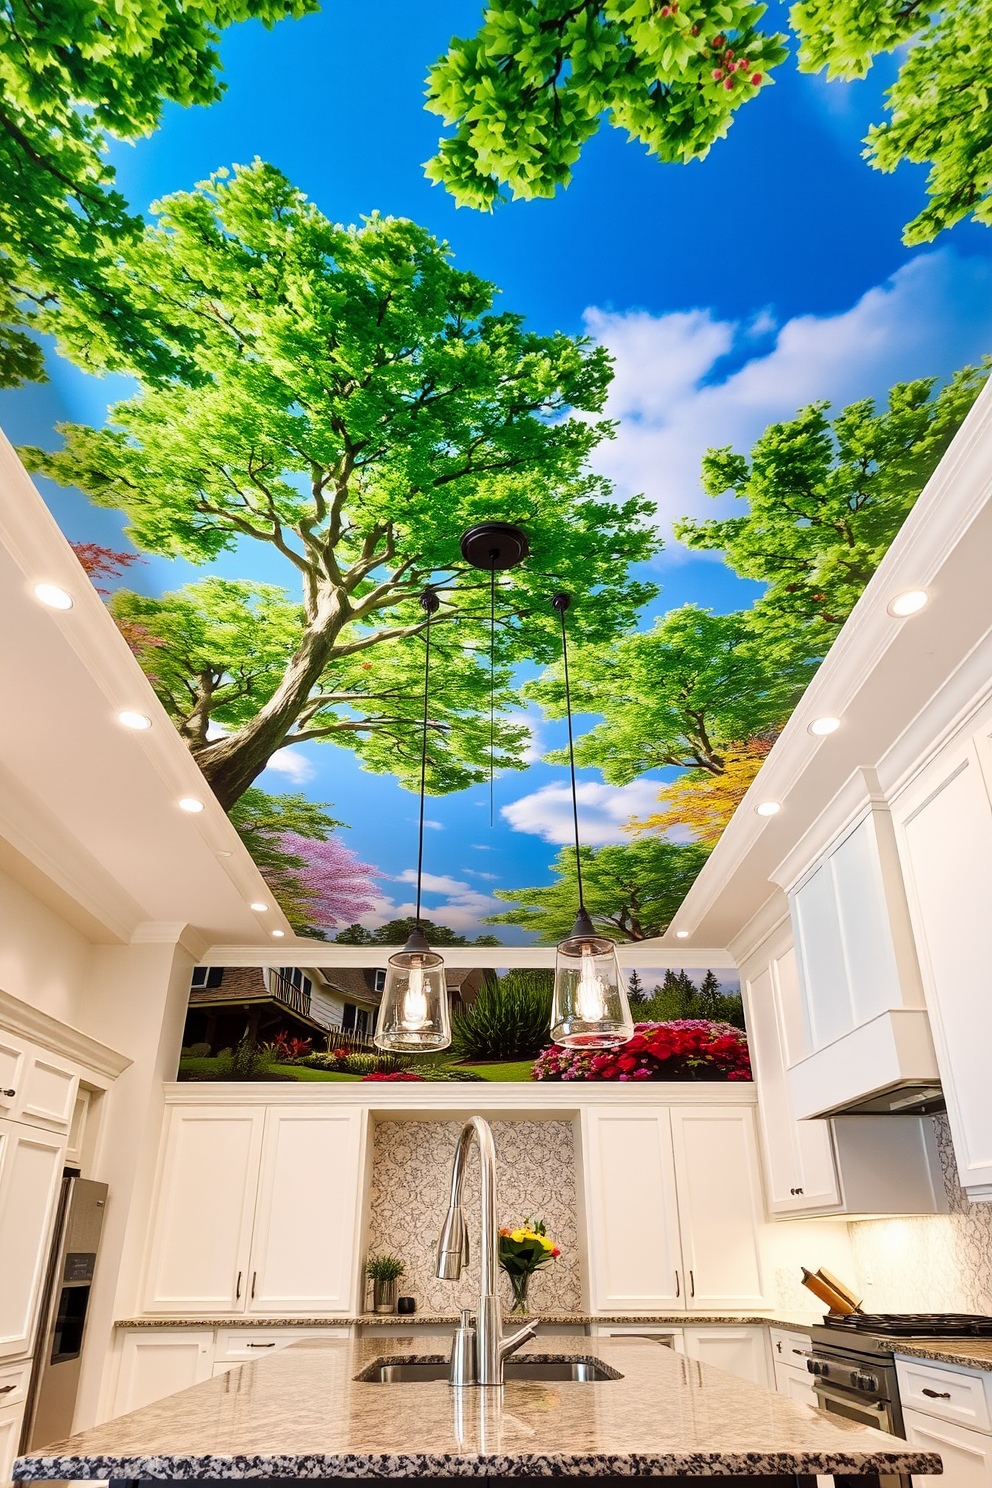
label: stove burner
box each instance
[826,1313,992,1337]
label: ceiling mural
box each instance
[3,0,992,1077]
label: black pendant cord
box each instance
[490,560,496,828]
[553,593,584,912]
[415,588,440,929]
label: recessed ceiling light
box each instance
[675,930,690,939]
[178,797,205,813]
[118,710,152,731]
[216,850,232,858]
[756,800,781,817]
[34,583,73,610]
[809,716,840,736]
[272,929,285,938]
[888,589,929,618]
[250,902,268,912]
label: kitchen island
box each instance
[14,1335,940,1481]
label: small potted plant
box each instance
[498,1218,560,1316]
[366,1252,405,1314]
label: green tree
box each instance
[228,787,345,936]
[676,368,990,651]
[334,917,502,947]
[425,0,786,210]
[487,839,711,942]
[0,0,314,387]
[450,969,553,1060]
[641,968,745,1027]
[426,0,992,244]
[526,604,813,784]
[23,161,658,810]
[627,968,647,1005]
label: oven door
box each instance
[814,1381,899,1435]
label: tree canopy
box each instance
[486,839,711,941]
[334,916,501,947]
[23,161,658,810]
[675,367,989,649]
[526,605,812,784]
[425,0,992,243]
[0,0,314,388]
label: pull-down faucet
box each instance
[436,1115,538,1385]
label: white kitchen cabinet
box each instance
[0,1398,26,1481]
[895,733,992,1198]
[683,1326,770,1387]
[903,1408,992,1488]
[113,1330,214,1416]
[248,1109,362,1312]
[744,950,840,1216]
[143,1105,363,1315]
[0,1032,77,1134]
[582,1106,768,1313]
[670,1108,768,1309]
[0,1117,65,1360]
[583,1109,683,1311]
[774,1363,817,1405]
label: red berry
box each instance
[712,67,723,79]
[723,77,734,88]
[750,71,761,83]
[725,47,734,59]
[691,23,699,33]
[661,6,670,14]
[711,32,725,46]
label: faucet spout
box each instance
[435,1115,534,1386]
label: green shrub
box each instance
[299,1049,413,1076]
[408,1063,486,1081]
[450,970,553,1061]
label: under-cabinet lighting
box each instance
[178,797,205,813]
[887,589,929,617]
[755,800,781,817]
[118,711,152,730]
[250,902,268,912]
[34,583,73,610]
[809,716,840,736]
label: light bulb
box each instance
[577,945,607,1022]
[401,962,430,1030]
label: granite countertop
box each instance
[114,1312,823,1330]
[894,1338,992,1373]
[15,1334,937,1480]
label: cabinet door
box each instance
[903,1407,992,1488]
[143,1108,264,1313]
[0,1034,27,1121]
[113,1331,214,1417]
[247,1109,362,1313]
[774,1362,817,1405]
[746,955,839,1215]
[19,1052,78,1132]
[683,1326,770,1386]
[582,1110,683,1310]
[670,1107,768,1309]
[0,1119,65,1360]
[0,1399,26,1481]
[898,745,992,1195]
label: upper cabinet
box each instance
[893,708,992,1200]
[782,799,940,1120]
[582,1105,768,1312]
[0,1033,78,1134]
[143,1104,364,1314]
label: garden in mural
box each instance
[3,0,992,1080]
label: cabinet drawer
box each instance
[0,1397,27,1482]
[897,1358,992,1432]
[214,1327,350,1361]
[903,1407,992,1487]
[769,1328,812,1368]
[0,1358,31,1408]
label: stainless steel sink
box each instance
[358,1357,619,1384]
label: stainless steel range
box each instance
[807,1313,992,1439]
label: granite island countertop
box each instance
[15,1334,939,1480]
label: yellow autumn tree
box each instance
[626,733,780,847]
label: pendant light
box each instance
[375,587,452,1053]
[549,593,634,1050]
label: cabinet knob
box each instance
[1,1089,14,1098]
[789,1186,805,1196]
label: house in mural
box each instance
[183,965,490,1054]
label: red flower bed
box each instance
[531,1020,750,1082]
[361,1070,426,1081]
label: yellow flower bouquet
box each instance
[498,1217,561,1315]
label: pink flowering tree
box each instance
[272,831,381,934]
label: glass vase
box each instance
[507,1270,532,1316]
[373,1277,397,1314]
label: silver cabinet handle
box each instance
[792,1348,807,1356]
[675,1271,680,1297]
[922,1388,952,1399]
[236,1271,242,1299]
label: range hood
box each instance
[788,1008,944,1119]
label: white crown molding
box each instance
[0,987,131,1079]
[130,922,210,960]
[194,943,738,970]
[727,893,791,969]
[163,1081,757,1110]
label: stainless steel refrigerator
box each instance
[22,1176,108,1451]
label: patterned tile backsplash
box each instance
[365,1119,582,1316]
[850,1115,992,1313]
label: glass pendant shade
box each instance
[374,929,451,1052]
[551,909,634,1050]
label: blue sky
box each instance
[4,0,992,941]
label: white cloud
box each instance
[261,747,315,785]
[585,249,992,536]
[395,869,473,896]
[465,869,499,881]
[353,872,500,936]
[501,779,665,845]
